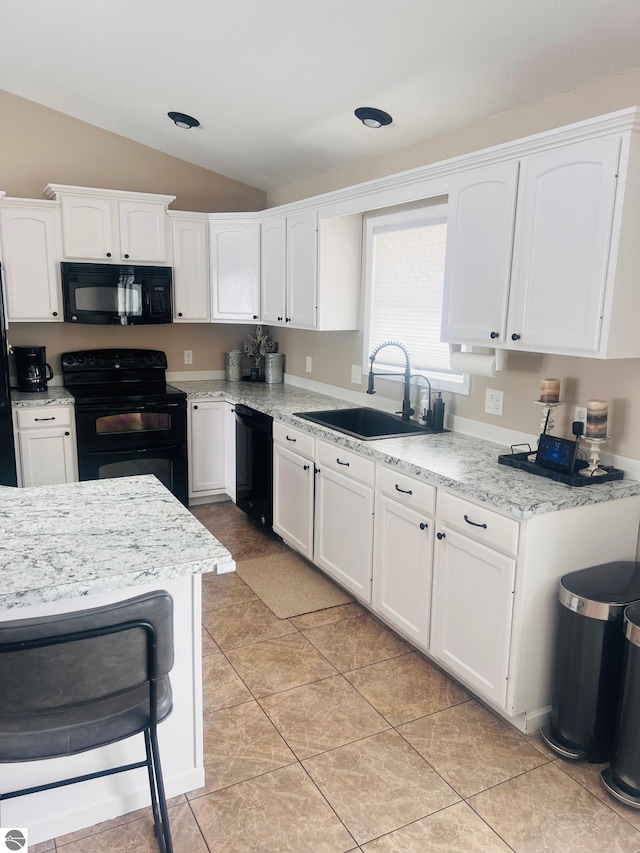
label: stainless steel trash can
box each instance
[541,561,640,763]
[601,602,640,807]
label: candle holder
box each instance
[534,400,562,435]
[579,436,608,477]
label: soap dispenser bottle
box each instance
[432,391,445,431]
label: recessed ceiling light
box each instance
[168,111,200,129]
[354,107,393,128]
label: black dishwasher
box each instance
[235,404,273,529]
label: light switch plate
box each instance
[485,388,504,416]
[351,365,362,384]
[184,350,193,365]
[305,356,312,373]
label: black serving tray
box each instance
[498,451,624,487]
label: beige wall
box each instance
[0,89,266,212]
[1,88,266,383]
[269,69,640,462]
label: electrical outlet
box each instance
[183,350,193,365]
[574,406,587,425]
[305,356,312,373]
[351,365,362,384]
[485,388,504,416]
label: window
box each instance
[363,204,469,394]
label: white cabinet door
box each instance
[210,221,261,323]
[441,161,519,345]
[0,203,63,322]
[188,401,225,497]
[171,216,210,322]
[224,402,237,502]
[273,443,314,560]
[507,136,620,354]
[118,200,168,263]
[431,527,516,707]
[286,210,317,328]
[372,494,433,649]
[314,465,373,601]
[261,216,287,325]
[60,195,115,260]
[17,428,77,487]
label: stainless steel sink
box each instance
[294,407,445,440]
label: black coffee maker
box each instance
[14,346,54,392]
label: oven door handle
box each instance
[80,401,184,414]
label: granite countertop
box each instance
[11,386,75,406]
[174,380,640,518]
[0,475,233,611]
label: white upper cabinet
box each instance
[169,213,210,322]
[441,161,519,345]
[260,216,287,325]
[44,185,174,264]
[0,200,63,322]
[507,137,620,354]
[210,219,261,323]
[442,129,640,358]
[286,209,318,329]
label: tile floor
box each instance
[31,501,640,852]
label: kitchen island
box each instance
[0,475,234,844]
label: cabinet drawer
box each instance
[317,439,374,486]
[273,421,315,459]
[377,465,436,516]
[16,407,73,429]
[440,492,519,555]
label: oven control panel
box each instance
[62,350,167,371]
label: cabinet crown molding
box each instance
[43,183,176,206]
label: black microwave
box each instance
[61,262,173,325]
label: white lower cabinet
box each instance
[431,527,516,707]
[273,423,315,560]
[372,466,436,648]
[188,400,225,498]
[14,406,77,487]
[224,402,237,502]
[314,441,374,601]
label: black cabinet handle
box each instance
[437,531,445,540]
[178,312,183,317]
[106,252,112,258]
[490,331,499,339]
[285,317,291,323]
[395,484,413,495]
[336,458,350,466]
[511,333,521,341]
[52,311,58,317]
[286,435,297,442]
[124,253,130,259]
[64,431,70,436]
[277,316,283,321]
[419,522,428,530]
[35,417,55,422]
[193,405,198,410]
[304,464,310,470]
[464,514,487,529]
[253,315,258,319]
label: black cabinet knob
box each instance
[65,431,70,436]
[490,331,499,339]
[277,316,283,321]
[193,405,198,410]
[178,312,183,317]
[419,522,428,530]
[436,531,445,540]
[286,317,291,323]
[52,311,58,317]
[124,253,130,259]
[303,464,310,471]
[106,252,112,258]
[511,333,521,341]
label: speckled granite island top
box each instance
[10,386,75,406]
[0,475,233,611]
[175,380,640,518]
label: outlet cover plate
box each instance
[184,350,193,365]
[574,406,587,424]
[351,365,362,384]
[305,356,312,373]
[485,388,504,416]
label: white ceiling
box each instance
[1,0,639,191]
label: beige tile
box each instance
[55,802,205,852]
[555,756,640,830]
[289,602,365,630]
[190,764,357,853]
[202,650,252,712]
[345,652,469,725]
[202,625,221,656]
[525,727,561,759]
[470,762,640,852]
[191,501,244,529]
[215,525,289,562]
[303,729,459,845]
[201,570,257,612]
[302,613,409,671]
[399,700,547,797]
[202,598,297,650]
[226,632,337,697]
[260,674,390,759]
[54,796,185,846]
[187,699,295,797]
[361,801,512,852]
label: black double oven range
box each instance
[62,349,188,505]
